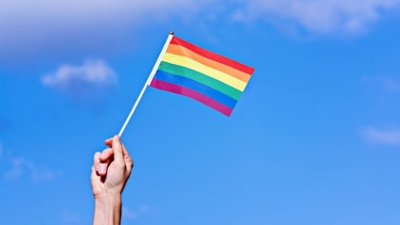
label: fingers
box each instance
[97,161,110,176]
[96,148,113,175]
[93,152,101,175]
[93,152,101,168]
[104,135,133,171]
[124,154,134,174]
[105,136,128,156]
[121,143,129,156]
[104,138,112,147]
[112,135,124,165]
[119,138,134,173]
[99,148,113,162]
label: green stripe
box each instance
[158,61,243,100]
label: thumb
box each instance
[112,135,124,164]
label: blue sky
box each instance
[1,1,400,224]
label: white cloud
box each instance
[361,75,400,94]
[235,0,400,34]
[139,205,150,213]
[361,126,400,145]
[4,157,58,182]
[380,77,400,91]
[4,158,24,180]
[61,210,83,225]
[0,0,209,63]
[123,207,138,219]
[1,0,400,64]
[42,59,117,98]
[122,205,151,220]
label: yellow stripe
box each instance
[162,53,247,91]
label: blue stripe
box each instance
[154,70,238,108]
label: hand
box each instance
[91,135,134,198]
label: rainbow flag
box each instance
[149,36,255,117]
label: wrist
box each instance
[94,192,122,203]
[93,194,122,225]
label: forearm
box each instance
[93,194,122,225]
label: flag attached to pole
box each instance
[148,33,255,117]
[118,32,255,136]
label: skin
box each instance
[91,135,134,225]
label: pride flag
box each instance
[149,36,255,117]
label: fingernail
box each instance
[98,165,106,174]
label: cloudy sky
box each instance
[1,0,400,224]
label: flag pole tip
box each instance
[169,31,174,35]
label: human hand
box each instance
[91,135,134,198]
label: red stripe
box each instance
[170,37,255,75]
[150,79,233,117]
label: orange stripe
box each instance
[166,44,251,83]
[170,37,255,75]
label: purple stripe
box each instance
[150,79,233,117]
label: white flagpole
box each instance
[118,31,175,137]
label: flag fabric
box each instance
[149,36,255,117]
